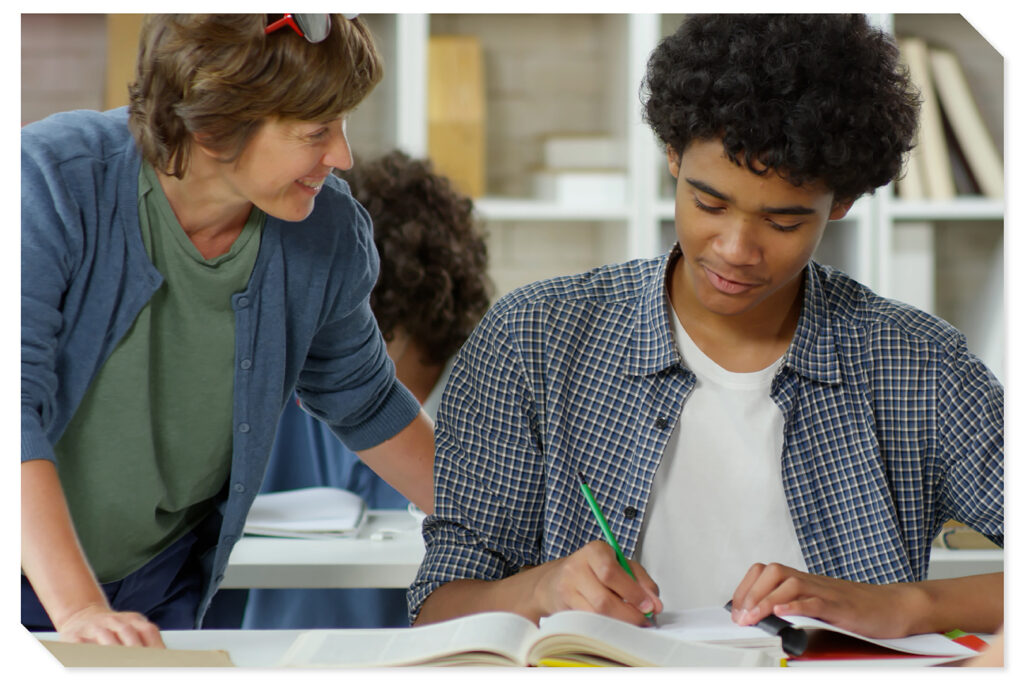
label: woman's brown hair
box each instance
[127,14,382,178]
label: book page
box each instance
[654,607,976,658]
[278,612,539,667]
[533,611,772,667]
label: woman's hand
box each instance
[57,603,164,647]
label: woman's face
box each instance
[211,115,353,222]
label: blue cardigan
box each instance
[20,108,421,625]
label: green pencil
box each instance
[577,471,654,621]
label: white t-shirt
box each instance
[634,303,808,610]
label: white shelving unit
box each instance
[352,12,1004,382]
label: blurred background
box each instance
[21,13,1005,385]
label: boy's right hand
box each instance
[532,540,662,626]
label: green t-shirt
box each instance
[54,162,265,582]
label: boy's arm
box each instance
[728,562,1002,637]
[21,459,164,647]
[415,540,661,626]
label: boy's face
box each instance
[668,138,851,326]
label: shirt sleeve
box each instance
[292,191,420,452]
[21,133,76,464]
[934,335,1003,547]
[406,306,548,622]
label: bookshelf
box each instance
[347,13,1004,383]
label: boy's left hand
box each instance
[727,562,918,639]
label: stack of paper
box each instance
[243,487,366,539]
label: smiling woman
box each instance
[21,13,437,649]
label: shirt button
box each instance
[233,483,245,494]
[240,359,252,370]
[624,506,638,519]
[238,423,250,433]
[655,417,669,429]
[237,297,249,308]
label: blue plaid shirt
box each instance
[408,252,1004,620]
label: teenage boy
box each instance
[409,14,1003,638]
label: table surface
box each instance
[34,627,990,669]
[222,509,425,589]
[223,510,1003,589]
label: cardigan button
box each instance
[624,506,638,519]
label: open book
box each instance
[657,607,980,664]
[277,610,773,667]
[243,486,366,538]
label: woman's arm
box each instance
[356,409,435,514]
[21,459,164,647]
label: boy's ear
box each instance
[829,199,854,221]
[667,146,681,179]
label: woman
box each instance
[21,14,434,647]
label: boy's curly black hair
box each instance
[339,151,492,366]
[642,14,920,201]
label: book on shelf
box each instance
[277,609,773,667]
[541,133,624,169]
[898,36,955,200]
[428,35,486,197]
[531,168,627,206]
[928,47,1004,198]
[896,36,1003,200]
[242,486,366,539]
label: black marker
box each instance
[724,600,808,656]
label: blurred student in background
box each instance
[241,150,491,628]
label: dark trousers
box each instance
[22,530,203,631]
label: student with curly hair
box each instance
[21,15,437,647]
[410,14,1003,639]
[228,151,491,629]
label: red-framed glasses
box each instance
[265,14,332,43]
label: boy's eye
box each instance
[768,219,803,232]
[693,196,723,213]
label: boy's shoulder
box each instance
[490,256,667,319]
[811,262,964,350]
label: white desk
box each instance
[223,510,1002,589]
[34,628,989,669]
[222,510,424,589]
[928,548,1003,580]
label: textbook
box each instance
[41,640,234,667]
[277,610,774,667]
[243,486,366,538]
[657,607,980,665]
